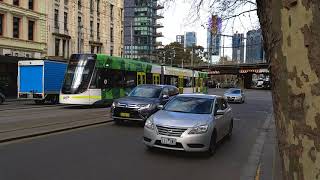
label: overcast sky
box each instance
[158,0,260,61]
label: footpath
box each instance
[0,102,112,143]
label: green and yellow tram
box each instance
[60,54,208,105]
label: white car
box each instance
[143,94,233,155]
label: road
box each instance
[0,89,273,180]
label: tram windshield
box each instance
[62,54,96,94]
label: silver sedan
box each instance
[143,94,233,155]
[224,88,245,103]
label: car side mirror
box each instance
[125,92,129,96]
[157,105,164,110]
[162,94,169,100]
[215,110,224,116]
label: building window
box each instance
[0,14,3,36]
[13,17,20,38]
[91,46,95,54]
[110,4,114,21]
[97,46,101,53]
[90,20,93,37]
[28,0,34,10]
[121,30,123,44]
[54,9,59,28]
[13,0,19,6]
[97,0,100,15]
[110,49,113,56]
[110,27,113,42]
[78,0,81,10]
[90,0,94,13]
[64,0,68,5]
[28,20,34,41]
[55,38,60,56]
[97,23,100,39]
[64,12,68,31]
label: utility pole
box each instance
[171,48,175,66]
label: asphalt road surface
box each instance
[0,89,273,180]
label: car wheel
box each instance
[241,98,245,104]
[114,118,123,125]
[0,97,4,104]
[227,119,233,139]
[50,95,59,104]
[207,131,217,156]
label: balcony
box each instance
[154,14,164,19]
[154,23,164,28]
[154,32,163,37]
[154,42,162,46]
[154,5,164,10]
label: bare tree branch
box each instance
[222,8,257,20]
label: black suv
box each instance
[111,84,179,124]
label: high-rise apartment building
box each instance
[232,33,245,63]
[176,35,184,45]
[47,0,124,60]
[184,32,197,48]
[246,29,264,64]
[123,0,164,61]
[207,30,221,56]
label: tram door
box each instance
[178,76,184,94]
[137,72,146,85]
[153,74,160,85]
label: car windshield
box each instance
[129,86,162,98]
[230,90,241,94]
[62,54,96,94]
[164,97,213,114]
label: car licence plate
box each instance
[120,113,130,118]
[161,137,176,145]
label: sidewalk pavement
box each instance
[259,118,283,180]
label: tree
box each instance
[163,0,320,179]
[158,42,208,67]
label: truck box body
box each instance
[18,60,67,99]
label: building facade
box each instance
[232,33,244,63]
[176,35,184,45]
[0,0,47,58]
[246,29,264,64]
[0,0,47,96]
[123,0,163,62]
[184,32,196,48]
[47,0,124,61]
[207,30,221,56]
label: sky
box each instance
[158,0,260,62]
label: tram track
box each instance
[0,103,70,112]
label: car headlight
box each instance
[138,104,151,110]
[188,124,209,134]
[145,118,154,130]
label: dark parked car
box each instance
[111,84,179,124]
[0,92,5,104]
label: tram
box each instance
[60,54,208,105]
